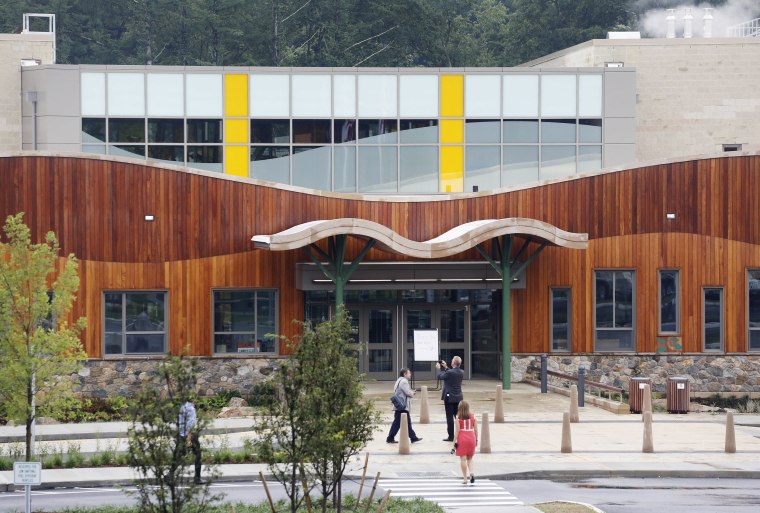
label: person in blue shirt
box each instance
[178,397,203,484]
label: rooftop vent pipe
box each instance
[683,8,693,38]
[666,9,676,38]
[703,8,714,38]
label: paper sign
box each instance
[13,462,41,486]
[639,383,647,389]
[677,383,685,389]
[413,330,439,362]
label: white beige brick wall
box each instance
[524,38,760,163]
[0,34,54,152]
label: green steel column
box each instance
[500,236,513,390]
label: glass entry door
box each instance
[347,306,398,380]
[402,306,469,381]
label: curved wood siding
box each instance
[1,154,760,357]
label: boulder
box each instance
[217,406,255,418]
[228,397,249,408]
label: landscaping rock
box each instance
[217,406,255,418]
[228,397,248,408]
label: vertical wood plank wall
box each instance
[2,154,760,357]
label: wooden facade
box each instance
[2,153,760,358]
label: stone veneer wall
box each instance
[512,355,760,394]
[74,357,280,398]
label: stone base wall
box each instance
[75,358,279,398]
[512,354,760,394]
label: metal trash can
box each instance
[629,377,651,414]
[667,376,690,414]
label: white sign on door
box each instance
[413,329,439,362]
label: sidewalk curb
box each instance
[0,426,253,444]
[534,500,606,513]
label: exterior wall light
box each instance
[666,212,676,220]
[144,215,155,221]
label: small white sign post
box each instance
[13,462,41,513]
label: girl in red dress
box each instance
[453,400,478,484]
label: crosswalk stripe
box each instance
[378,478,523,507]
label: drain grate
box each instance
[395,471,455,478]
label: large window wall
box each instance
[80,70,608,193]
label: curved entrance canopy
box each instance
[252,217,587,257]
[252,217,587,389]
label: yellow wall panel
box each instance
[224,145,248,177]
[225,119,249,144]
[224,74,248,117]
[440,146,463,192]
[440,75,464,117]
[440,119,464,144]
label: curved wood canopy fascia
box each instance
[252,218,588,258]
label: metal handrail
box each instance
[727,18,760,38]
[527,362,625,404]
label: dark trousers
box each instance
[444,401,458,440]
[180,433,202,483]
[387,409,419,442]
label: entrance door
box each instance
[402,305,469,381]
[347,305,398,380]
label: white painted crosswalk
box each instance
[378,477,524,508]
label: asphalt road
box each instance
[2,478,760,512]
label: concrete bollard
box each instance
[642,384,653,422]
[399,413,411,455]
[725,412,736,453]
[419,386,430,424]
[494,385,505,423]
[561,412,572,453]
[480,412,491,453]
[642,411,654,453]
[569,385,580,423]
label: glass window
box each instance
[334,119,357,143]
[748,271,760,351]
[579,119,602,143]
[503,75,538,117]
[578,74,603,117]
[148,119,183,143]
[358,120,397,144]
[109,145,146,158]
[465,146,500,191]
[251,146,290,183]
[108,119,144,143]
[146,73,184,116]
[659,270,679,334]
[703,288,724,351]
[107,73,145,116]
[148,145,183,163]
[292,119,331,144]
[82,144,106,154]
[82,118,105,143]
[358,75,397,118]
[541,75,576,117]
[186,74,223,117]
[358,146,397,193]
[81,72,106,116]
[292,146,331,190]
[502,146,539,186]
[542,120,576,143]
[213,289,277,354]
[541,146,576,179]
[334,146,356,192]
[104,291,166,355]
[292,75,331,117]
[465,120,500,143]
[187,146,222,172]
[250,75,290,117]
[399,120,438,144]
[251,120,289,144]
[333,75,356,117]
[187,119,222,143]
[399,146,438,193]
[399,75,438,117]
[503,120,538,143]
[465,75,500,117]
[594,270,635,351]
[551,288,571,352]
[578,145,602,173]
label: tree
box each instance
[255,309,379,513]
[0,213,87,461]
[127,354,221,513]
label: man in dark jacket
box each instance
[436,356,464,441]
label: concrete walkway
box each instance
[2,381,760,512]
